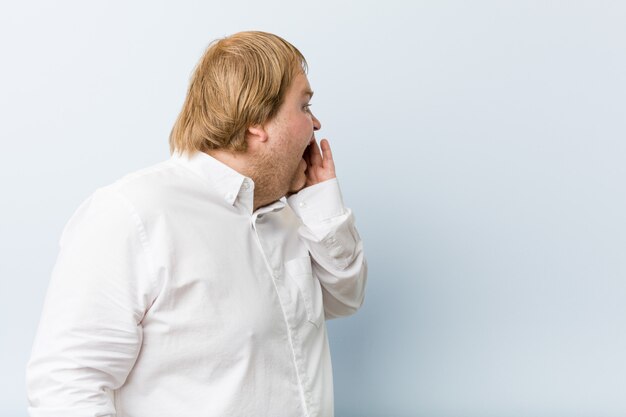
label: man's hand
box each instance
[304,138,336,187]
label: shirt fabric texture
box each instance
[26,151,367,417]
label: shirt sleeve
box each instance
[287,178,367,319]
[26,187,156,417]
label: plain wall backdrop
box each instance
[1,1,625,416]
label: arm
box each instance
[287,138,367,318]
[26,188,156,417]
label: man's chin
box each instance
[287,174,307,196]
[286,160,308,194]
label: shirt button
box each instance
[273,269,281,279]
[298,201,307,208]
[225,193,234,201]
[242,181,250,190]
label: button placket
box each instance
[272,267,282,280]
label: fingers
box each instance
[319,139,333,165]
[304,137,336,186]
[320,139,335,175]
[309,137,323,167]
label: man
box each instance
[27,31,367,417]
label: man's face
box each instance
[262,72,321,195]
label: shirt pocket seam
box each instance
[284,257,323,328]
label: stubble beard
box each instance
[249,150,301,206]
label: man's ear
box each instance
[246,125,269,147]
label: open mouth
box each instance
[300,138,316,169]
[301,143,312,160]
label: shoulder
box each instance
[104,158,212,218]
[61,159,199,240]
[110,159,192,204]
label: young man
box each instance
[27,31,367,417]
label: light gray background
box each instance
[1,1,625,416]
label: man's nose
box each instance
[312,113,322,131]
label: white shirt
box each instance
[26,151,367,417]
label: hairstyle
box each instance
[169,31,308,154]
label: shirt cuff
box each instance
[287,178,346,225]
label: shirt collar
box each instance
[171,151,248,206]
[170,151,287,212]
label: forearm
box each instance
[287,178,368,318]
